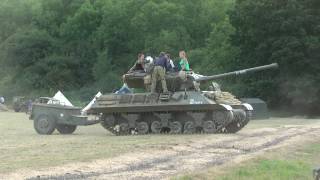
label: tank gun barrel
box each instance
[195,63,278,82]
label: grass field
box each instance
[173,118,320,180]
[0,111,320,179]
[175,143,320,180]
[0,112,208,173]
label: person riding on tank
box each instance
[165,53,175,72]
[177,50,191,82]
[179,50,190,71]
[151,52,169,94]
[128,53,145,73]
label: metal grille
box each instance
[132,94,146,103]
[119,95,132,104]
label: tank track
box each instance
[100,109,252,135]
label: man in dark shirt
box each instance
[151,52,169,93]
[128,53,145,73]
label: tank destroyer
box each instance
[89,63,278,135]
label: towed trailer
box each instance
[29,97,100,135]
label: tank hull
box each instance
[90,91,252,135]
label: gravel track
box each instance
[2,123,320,180]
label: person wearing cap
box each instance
[151,52,169,93]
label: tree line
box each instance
[0,0,319,114]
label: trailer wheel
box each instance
[34,114,56,135]
[56,124,77,134]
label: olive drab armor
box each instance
[89,63,278,135]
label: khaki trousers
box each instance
[151,66,168,93]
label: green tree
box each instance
[0,0,238,104]
[93,50,121,92]
[230,0,320,114]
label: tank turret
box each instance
[123,63,278,92]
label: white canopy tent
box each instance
[81,92,102,114]
[48,90,73,107]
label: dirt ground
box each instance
[1,112,320,180]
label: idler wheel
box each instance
[100,114,115,130]
[169,121,182,134]
[151,121,162,133]
[137,121,149,134]
[203,120,216,133]
[183,121,195,134]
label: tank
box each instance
[89,63,278,135]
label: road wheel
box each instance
[34,115,56,135]
[203,120,216,133]
[56,124,77,134]
[136,121,149,134]
[119,123,130,135]
[151,121,161,133]
[169,121,182,134]
[183,121,195,134]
